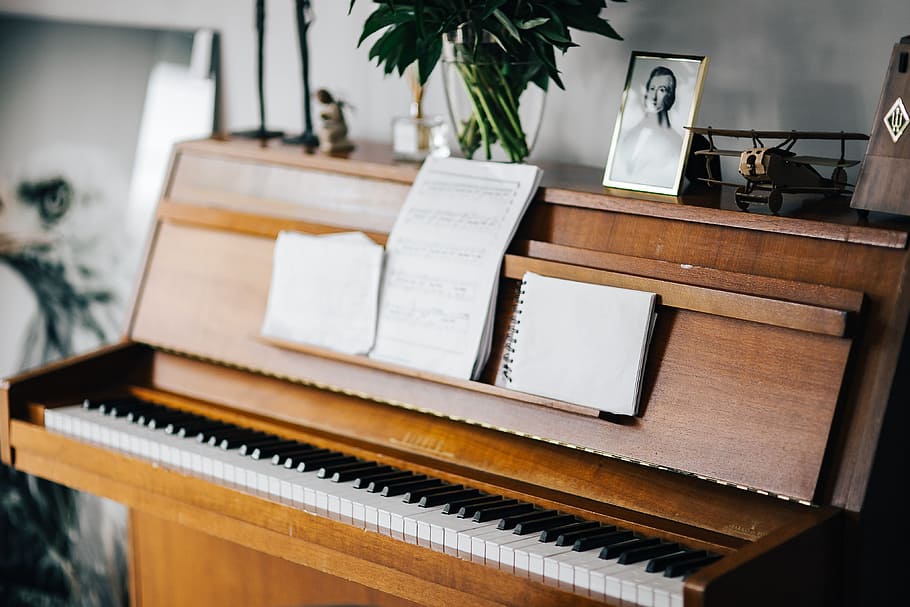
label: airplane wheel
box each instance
[768,189,783,214]
[831,167,848,187]
[734,187,750,211]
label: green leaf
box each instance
[368,24,411,73]
[417,37,442,84]
[481,0,509,20]
[358,6,414,47]
[492,9,521,42]
[517,17,550,30]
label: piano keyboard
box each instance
[44,397,722,606]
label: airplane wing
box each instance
[787,155,862,167]
[698,177,749,188]
[686,127,869,141]
[694,149,742,157]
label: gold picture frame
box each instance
[603,51,709,195]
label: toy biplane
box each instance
[686,127,869,213]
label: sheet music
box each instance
[261,230,383,355]
[369,157,542,379]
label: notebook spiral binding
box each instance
[501,279,528,383]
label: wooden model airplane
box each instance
[686,127,869,213]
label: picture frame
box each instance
[603,51,709,195]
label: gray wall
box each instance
[0,0,904,173]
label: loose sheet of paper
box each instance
[261,231,383,355]
[369,156,542,379]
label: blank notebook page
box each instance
[502,272,657,416]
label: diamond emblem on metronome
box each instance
[884,97,909,143]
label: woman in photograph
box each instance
[613,65,683,188]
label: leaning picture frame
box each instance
[603,51,709,195]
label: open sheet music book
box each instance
[369,156,543,380]
[499,272,657,416]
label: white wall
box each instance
[0,0,904,172]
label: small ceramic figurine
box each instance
[316,88,355,155]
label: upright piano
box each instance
[2,138,907,606]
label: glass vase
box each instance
[441,28,546,163]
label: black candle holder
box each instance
[233,0,284,142]
[282,0,320,152]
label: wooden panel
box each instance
[541,187,908,248]
[130,222,851,500]
[502,255,851,336]
[519,240,865,312]
[168,149,409,234]
[130,510,416,607]
[514,197,910,513]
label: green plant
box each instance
[350,0,625,162]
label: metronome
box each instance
[852,35,910,215]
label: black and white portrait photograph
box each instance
[603,52,708,195]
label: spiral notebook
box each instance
[500,272,657,416]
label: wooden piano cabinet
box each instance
[128,510,418,607]
[3,137,909,606]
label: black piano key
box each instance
[555,524,618,547]
[449,496,507,516]
[664,553,722,578]
[134,407,172,425]
[354,470,412,489]
[381,478,443,498]
[145,410,198,430]
[164,415,213,436]
[402,484,463,504]
[418,488,481,508]
[249,440,301,459]
[121,402,159,421]
[599,536,661,560]
[107,401,149,418]
[618,541,680,565]
[202,425,257,439]
[219,432,274,450]
[540,521,601,543]
[297,454,357,473]
[367,474,425,493]
[331,464,394,483]
[272,445,323,466]
[196,425,242,443]
[101,397,147,415]
[646,549,707,573]
[82,398,100,410]
[237,437,292,456]
[572,529,633,552]
[172,419,231,438]
[498,509,557,531]
[316,460,371,479]
[513,514,578,535]
[207,428,266,446]
[282,448,332,468]
[472,502,535,523]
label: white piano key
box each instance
[46,402,691,607]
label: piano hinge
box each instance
[149,345,817,508]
